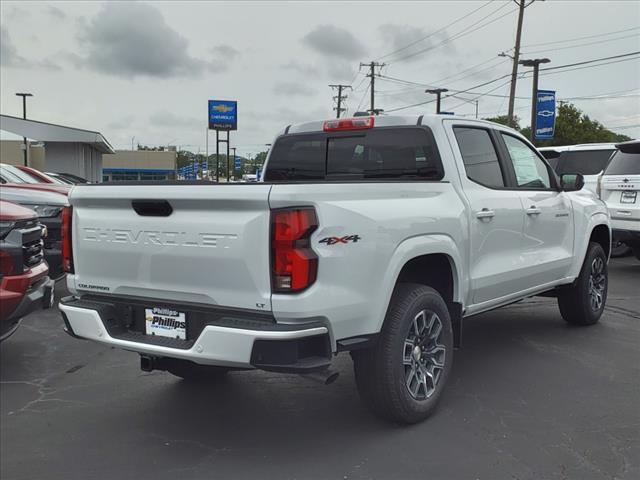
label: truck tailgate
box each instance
[68,184,273,311]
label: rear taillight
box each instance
[597,174,602,198]
[323,116,374,132]
[61,206,73,273]
[271,208,318,293]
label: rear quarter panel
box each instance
[268,182,466,342]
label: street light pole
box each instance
[15,92,33,166]
[425,88,448,114]
[519,58,550,142]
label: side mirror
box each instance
[560,173,584,192]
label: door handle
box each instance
[476,208,495,219]
[526,206,541,215]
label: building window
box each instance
[140,172,168,181]
[110,172,139,181]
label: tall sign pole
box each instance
[208,100,238,182]
[519,58,551,142]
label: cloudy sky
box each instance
[1,1,639,157]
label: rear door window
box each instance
[555,150,615,175]
[264,128,443,181]
[604,150,640,175]
[453,127,505,188]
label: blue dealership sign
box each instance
[535,90,555,140]
[234,157,242,170]
[208,100,237,130]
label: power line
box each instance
[378,51,640,103]
[376,74,529,99]
[388,2,516,64]
[355,83,370,112]
[381,52,640,115]
[540,51,640,71]
[521,33,640,55]
[377,0,496,61]
[520,26,640,49]
[426,55,506,86]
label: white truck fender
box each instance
[371,234,465,333]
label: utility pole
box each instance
[425,88,448,114]
[519,57,550,142]
[329,84,352,118]
[507,0,536,128]
[15,92,33,166]
[475,100,479,119]
[360,61,385,115]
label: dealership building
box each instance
[0,114,114,182]
[1,115,177,182]
[102,149,177,181]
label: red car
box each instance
[16,165,65,184]
[0,200,55,341]
[0,163,71,196]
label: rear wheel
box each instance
[352,284,453,424]
[558,242,608,325]
[164,358,230,382]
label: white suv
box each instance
[599,140,640,260]
[539,143,616,195]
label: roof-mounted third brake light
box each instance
[323,116,374,132]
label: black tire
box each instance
[557,242,608,325]
[352,283,453,424]
[164,358,230,382]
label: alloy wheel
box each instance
[403,310,446,400]
[588,256,606,311]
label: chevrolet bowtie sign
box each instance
[208,100,238,131]
[535,90,556,140]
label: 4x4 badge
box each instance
[319,235,361,245]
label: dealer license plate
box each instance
[620,191,637,204]
[145,307,187,340]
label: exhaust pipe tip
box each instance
[140,355,155,372]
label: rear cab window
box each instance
[264,127,444,181]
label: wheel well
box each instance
[590,224,611,258]
[396,254,454,303]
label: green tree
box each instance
[484,115,521,131]
[253,151,268,169]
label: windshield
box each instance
[0,164,39,183]
[265,128,444,181]
[18,169,48,183]
[0,165,31,183]
[555,150,615,175]
[604,150,640,175]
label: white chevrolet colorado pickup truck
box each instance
[59,115,610,423]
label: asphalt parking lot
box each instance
[1,258,638,480]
